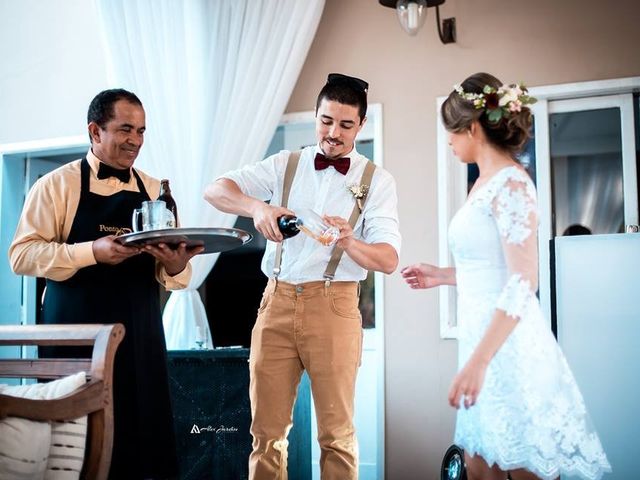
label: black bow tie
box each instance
[97,162,131,183]
[314,153,350,175]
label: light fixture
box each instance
[379,0,456,43]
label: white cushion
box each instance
[0,415,50,480]
[46,416,88,480]
[0,372,87,480]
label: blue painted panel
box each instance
[555,234,640,479]
[0,155,24,365]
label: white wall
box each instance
[0,0,109,144]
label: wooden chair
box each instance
[0,324,124,480]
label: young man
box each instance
[9,89,203,479]
[204,73,401,479]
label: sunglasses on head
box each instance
[327,73,369,94]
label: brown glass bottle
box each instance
[277,215,300,239]
[158,179,178,227]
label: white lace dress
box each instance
[449,166,611,480]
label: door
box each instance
[21,157,69,328]
[0,143,87,367]
[533,93,638,325]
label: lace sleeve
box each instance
[492,170,539,320]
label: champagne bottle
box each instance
[277,215,300,239]
[158,179,178,227]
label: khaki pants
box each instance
[248,279,363,480]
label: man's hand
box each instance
[204,178,292,243]
[323,215,355,249]
[92,235,141,265]
[252,203,294,243]
[143,242,205,276]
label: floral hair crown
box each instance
[453,83,537,124]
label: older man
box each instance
[10,88,202,479]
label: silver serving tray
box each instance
[116,227,252,254]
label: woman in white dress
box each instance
[402,72,611,480]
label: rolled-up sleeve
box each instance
[220,151,287,201]
[156,262,192,290]
[361,169,402,255]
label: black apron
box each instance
[42,159,178,479]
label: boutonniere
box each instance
[347,183,370,212]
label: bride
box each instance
[402,72,611,480]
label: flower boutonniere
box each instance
[347,183,370,212]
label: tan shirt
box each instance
[9,149,191,288]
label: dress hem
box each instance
[458,443,612,480]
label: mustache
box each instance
[323,137,343,144]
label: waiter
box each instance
[9,88,203,479]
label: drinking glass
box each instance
[294,208,339,246]
[132,200,175,232]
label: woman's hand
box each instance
[448,357,488,409]
[400,263,455,289]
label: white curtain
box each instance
[94,0,325,349]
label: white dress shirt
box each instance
[222,145,401,283]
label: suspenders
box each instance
[273,150,301,278]
[272,150,376,284]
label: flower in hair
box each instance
[454,83,537,123]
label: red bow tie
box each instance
[314,153,350,175]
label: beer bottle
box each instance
[277,215,300,239]
[158,179,179,227]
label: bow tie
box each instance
[314,153,350,175]
[97,162,131,183]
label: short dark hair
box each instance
[87,88,143,129]
[316,73,368,123]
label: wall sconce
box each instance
[379,0,456,43]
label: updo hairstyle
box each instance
[441,72,533,157]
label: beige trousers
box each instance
[248,279,363,480]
